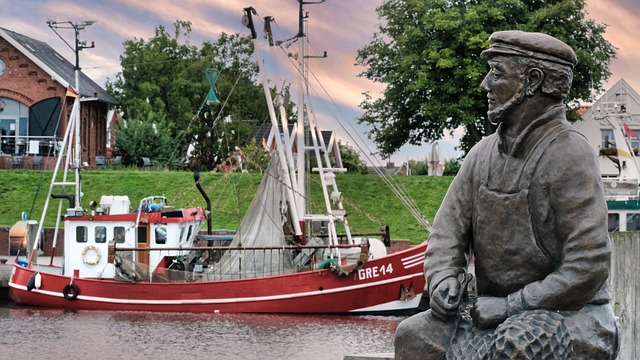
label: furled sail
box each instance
[214,152,295,278]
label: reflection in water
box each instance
[0,302,403,359]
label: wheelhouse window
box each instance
[179,225,186,243]
[137,226,147,244]
[186,225,193,242]
[76,226,87,243]
[95,226,106,243]
[155,225,167,244]
[114,226,126,243]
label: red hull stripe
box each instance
[401,252,425,269]
[9,272,424,306]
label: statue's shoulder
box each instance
[549,122,596,157]
[467,133,499,158]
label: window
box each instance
[186,225,193,242]
[602,128,640,153]
[608,213,619,232]
[179,225,186,242]
[601,129,615,150]
[137,226,147,244]
[155,225,167,244]
[114,227,126,243]
[76,226,87,243]
[626,213,640,231]
[95,226,106,243]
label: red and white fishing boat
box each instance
[9,4,429,314]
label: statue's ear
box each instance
[525,67,544,96]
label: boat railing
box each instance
[113,243,366,252]
[112,242,369,282]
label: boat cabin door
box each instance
[136,223,150,273]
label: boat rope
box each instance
[327,239,369,277]
[306,64,431,231]
[273,42,431,233]
[160,59,245,169]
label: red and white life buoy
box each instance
[81,245,101,266]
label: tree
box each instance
[443,158,462,176]
[338,142,368,174]
[411,161,429,175]
[106,22,273,171]
[239,138,271,173]
[113,112,179,166]
[356,0,616,156]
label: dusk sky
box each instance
[0,0,633,164]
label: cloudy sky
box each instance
[0,0,634,164]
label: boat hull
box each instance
[9,243,427,314]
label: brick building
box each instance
[0,27,117,169]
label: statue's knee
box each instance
[394,310,456,360]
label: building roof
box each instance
[0,27,117,105]
[366,162,408,176]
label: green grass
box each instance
[0,169,453,244]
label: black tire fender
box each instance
[27,272,37,291]
[62,283,79,301]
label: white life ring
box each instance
[82,245,101,266]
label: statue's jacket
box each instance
[426,104,611,311]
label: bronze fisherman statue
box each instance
[395,31,619,360]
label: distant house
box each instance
[573,79,640,178]
[254,123,343,169]
[0,27,117,169]
[367,161,409,176]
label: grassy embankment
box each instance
[0,169,453,244]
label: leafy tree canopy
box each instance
[239,138,271,173]
[356,0,616,155]
[113,112,179,166]
[106,21,273,170]
[338,142,368,174]
[443,158,461,176]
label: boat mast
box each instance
[244,3,354,248]
[243,8,303,238]
[294,1,356,247]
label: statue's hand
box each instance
[471,296,508,329]
[430,277,462,321]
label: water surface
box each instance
[0,301,401,359]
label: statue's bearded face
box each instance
[480,56,527,124]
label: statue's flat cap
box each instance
[480,30,577,68]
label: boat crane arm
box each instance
[243,7,303,238]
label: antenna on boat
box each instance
[297,0,325,38]
[46,20,97,208]
[26,21,96,266]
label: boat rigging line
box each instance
[259,13,431,232]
